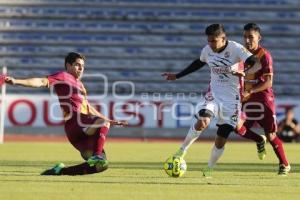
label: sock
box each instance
[269,136,289,166]
[94,126,109,156]
[60,162,107,175]
[208,145,224,168]
[237,125,263,143]
[180,122,202,152]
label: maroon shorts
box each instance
[242,100,277,133]
[64,113,102,153]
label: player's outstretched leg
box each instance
[41,160,108,176]
[202,144,225,178]
[202,166,213,178]
[256,135,267,160]
[278,164,291,176]
[87,154,108,167]
[203,124,233,178]
[41,163,65,175]
[174,117,209,158]
[60,159,108,175]
[236,124,267,160]
[267,134,290,175]
[173,122,201,158]
[41,150,109,176]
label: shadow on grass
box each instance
[111,162,300,173]
[1,161,299,186]
[0,160,299,173]
[0,178,245,186]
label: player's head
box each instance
[243,23,261,52]
[205,24,227,52]
[285,107,295,120]
[65,52,86,79]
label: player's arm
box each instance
[162,59,206,81]
[243,74,273,98]
[244,55,258,68]
[232,55,261,77]
[5,76,49,88]
[88,104,110,121]
[88,103,128,126]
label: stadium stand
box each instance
[0,0,300,96]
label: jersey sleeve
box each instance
[47,71,66,85]
[199,46,208,63]
[260,52,273,75]
[234,42,252,62]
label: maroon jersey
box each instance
[0,74,6,86]
[47,71,89,119]
[243,46,274,102]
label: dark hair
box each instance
[64,52,86,69]
[244,23,261,34]
[285,107,294,114]
[205,24,226,37]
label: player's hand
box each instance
[110,120,128,127]
[4,76,16,85]
[231,70,245,77]
[161,72,177,81]
[242,90,251,99]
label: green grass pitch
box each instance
[0,141,300,200]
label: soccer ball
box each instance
[164,156,187,178]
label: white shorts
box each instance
[197,94,241,128]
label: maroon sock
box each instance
[269,136,289,166]
[60,162,107,175]
[236,125,263,143]
[94,126,109,156]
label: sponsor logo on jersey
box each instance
[224,51,230,58]
[244,79,259,84]
[212,66,231,74]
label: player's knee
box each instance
[196,109,214,119]
[217,124,234,139]
[194,118,210,131]
[194,109,213,131]
[95,119,110,129]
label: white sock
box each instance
[180,121,202,152]
[208,145,224,168]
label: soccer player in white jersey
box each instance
[162,24,257,177]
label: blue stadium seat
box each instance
[1,0,300,96]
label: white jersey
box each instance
[200,40,252,101]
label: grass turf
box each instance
[0,141,299,200]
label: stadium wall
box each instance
[1,94,300,139]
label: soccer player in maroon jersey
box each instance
[236,23,290,175]
[4,52,127,175]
